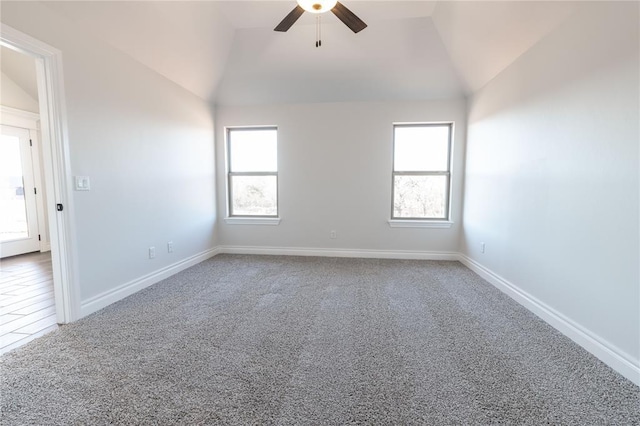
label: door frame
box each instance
[1,24,79,323]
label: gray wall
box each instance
[216,100,466,254]
[461,2,639,367]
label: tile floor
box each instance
[0,251,58,355]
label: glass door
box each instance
[0,125,40,258]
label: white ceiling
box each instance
[1,45,39,101]
[432,1,577,93]
[215,16,463,104]
[44,1,580,105]
[216,1,437,29]
[46,1,236,102]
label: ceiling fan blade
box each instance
[331,1,367,33]
[274,5,305,32]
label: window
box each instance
[227,127,278,217]
[392,123,452,220]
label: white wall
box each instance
[1,72,39,113]
[1,2,218,308]
[216,100,466,254]
[461,2,639,377]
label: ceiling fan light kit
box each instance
[296,0,337,14]
[274,1,367,47]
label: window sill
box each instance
[388,220,453,229]
[224,217,281,226]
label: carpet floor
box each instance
[1,255,638,424]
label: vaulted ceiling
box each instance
[1,45,39,101]
[43,1,578,105]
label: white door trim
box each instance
[1,24,79,323]
[0,105,40,127]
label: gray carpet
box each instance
[1,255,638,424]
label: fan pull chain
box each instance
[315,15,322,48]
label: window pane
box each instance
[231,175,277,216]
[393,175,447,219]
[229,129,277,172]
[394,125,450,172]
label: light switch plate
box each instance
[74,176,90,191]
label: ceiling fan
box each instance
[274,0,367,41]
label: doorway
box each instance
[0,43,59,352]
[1,24,78,326]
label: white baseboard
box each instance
[80,247,221,318]
[220,245,459,261]
[79,246,450,319]
[76,244,639,386]
[457,254,640,386]
[40,242,51,252]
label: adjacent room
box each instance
[1,45,57,355]
[1,1,638,423]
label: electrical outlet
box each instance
[330,230,337,239]
[149,246,156,259]
[481,242,485,254]
[167,241,174,253]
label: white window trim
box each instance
[388,220,453,229]
[391,122,454,221]
[226,126,279,219]
[224,217,281,226]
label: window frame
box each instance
[226,126,279,219]
[390,122,453,221]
